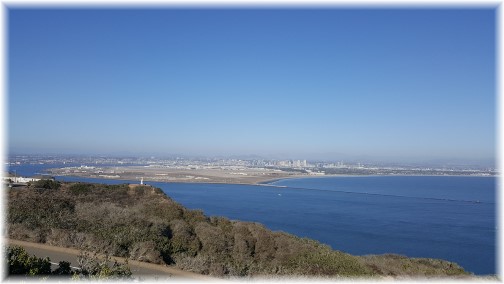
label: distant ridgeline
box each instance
[7,181,471,278]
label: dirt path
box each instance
[6,239,219,281]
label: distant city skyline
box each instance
[8,7,496,165]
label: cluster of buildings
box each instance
[2,174,54,186]
[276,160,308,168]
[7,155,497,178]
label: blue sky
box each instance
[8,8,496,164]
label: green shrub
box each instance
[142,202,184,221]
[31,179,60,190]
[169,220,200,256]
[75,251,132,280]
[69,183,94,195]
[52,261,72,275]
[7,245,52,275]
[184,209,209,224]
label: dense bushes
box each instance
[30,179,61,190]
[358,254,468,276]
[7,246,52,275]
[7,182,469,278]
[6,245,131,279]
[68,182,94,195]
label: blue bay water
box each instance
[158,176,496,275]
[7,164,497,275]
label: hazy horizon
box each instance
[8,8,496,166]
[7,149,495,168]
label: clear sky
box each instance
[8,7,496,164]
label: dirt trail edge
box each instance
[6,238,219,281]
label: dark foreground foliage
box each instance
[6,245,132,279]
[7,182,469,278]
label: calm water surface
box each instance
[158,176,496,275]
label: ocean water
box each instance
[159,176,496,275]
[6,164,497,275]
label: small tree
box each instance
[7,246,52,275]
[52,261,72,275]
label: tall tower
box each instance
[140,177,144,185]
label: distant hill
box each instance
[7,181,470,278]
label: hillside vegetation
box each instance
[7,181,469,278]
[6,245,131,279]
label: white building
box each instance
[3,175,54,184]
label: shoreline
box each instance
[40,163,498,188]
[253,173,498,185]
[54,173,497,187]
